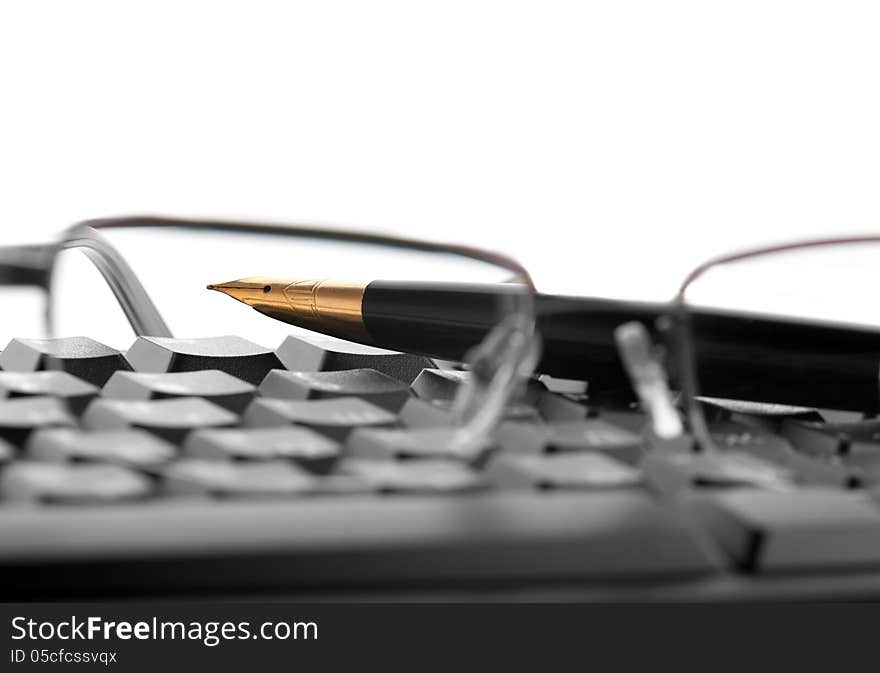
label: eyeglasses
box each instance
[2,218,877,458]
[671,236,880,444]
[0,216,537,453]
[611,235,880,491]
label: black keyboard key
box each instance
[0,337,130,386]
[83,397,237,444]
[259,368,410,411]
[699,399,825,440]
[103,370,255,413]
[494,419,644,464]
[487,452,641,490]
[832,420,880,439]
[595,408,649,434]
[410,369,547,407]
[126,336,282,385]
[275,332,432,383]
[535,390,591,421]
[184,427,340,473]
[537,375,588,396]
[782,452,854,488]
[781,419,880,459]
[0,488,720,598]
[641,450,793,498]
[709,421,794,453]
[780,420,848,459]
[0,489,720,598]
[711,420,855,487]
[0,396,75,445]
[399,397,540,428]
[699,397,824,425]
[410,368,471,402]
[691,488,880,572]
[0,371,99,414]
[837,438,880,480]
[337,458,485,494]
[1,462,152,503]
[345,427,494,462]
[782,430,880,485]
[162,459,317,498]
[26,428,176,469]
[0,491,721,587]
[244,397,397,440]
[0,438,13,463]
[398,398,458,427]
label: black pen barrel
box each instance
[362,281,880,411]
[539,294,880,411]
[361,281,522,358]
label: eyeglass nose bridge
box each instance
[450,309,542,453]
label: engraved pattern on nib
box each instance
[282,279,324,322]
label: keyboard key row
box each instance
[494,418,643,463]
[0,457,485,502]
[345,427,493,462]
[184,427,339,472]
[0,337,130,386]
[487,452,641,490]
[244,397,397,440]
[103,370,255,412]
[0,336,630,434]
[83,397,238,444]
[164,460,317,498]
[0,397,75,445]
[0,371,99,414]
[0,335,585,407]
[0,333,433,388]
[1,448,657,503]
[0,490,722,587]
[399,397,541,428]
[2,462,152,503]
[0,392,583,454]
[126,336,281,385]
[20,425,343,473]
[274,332,432,383]
[27,428,176,468]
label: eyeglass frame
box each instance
[666,234,880,452]
[0,215,536,338]
[7,216,866,453]
[0,215,539,451]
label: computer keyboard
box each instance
[5,332,880,600]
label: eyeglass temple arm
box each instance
[56,227,173,337]
[0,229,172,338]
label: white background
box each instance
[2,0,879,306]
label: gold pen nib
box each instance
[206,276,370,342]
[206,277,281,305]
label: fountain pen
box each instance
[208,277,880,411]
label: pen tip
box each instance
[206,281,242,292]
[205,278,269,304]
[206,281,237,296]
